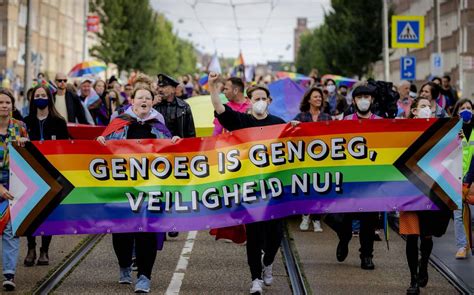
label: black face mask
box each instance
[340,92,347,96]
[34,98,49,110]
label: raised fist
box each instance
[208,72,219,85]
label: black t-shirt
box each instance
[126,121,157,139]
[215,104,286,131]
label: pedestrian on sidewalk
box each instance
[97,78,179,293]
[400,96,452,295]
[209,72,286,295]
[23,85,69,267]
[292,87,332,233]
[0,88,29,291]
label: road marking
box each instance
[165,231,198,294]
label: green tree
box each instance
[296,0,386,78]
[90,0,197,76]
[153,14,178,75]
[175,39,197,76]
[90,0,129,68]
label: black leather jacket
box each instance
[154,97,196,138]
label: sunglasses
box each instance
[56,79,67,83]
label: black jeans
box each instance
[27,235,52,251]
[112,232,157,279]
[336,212,378,258]
[246,219,283,280]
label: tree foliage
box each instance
[90,0,196,76]
[295,0,385,78]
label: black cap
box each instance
[157,73,179,87]
[352,84,376,98]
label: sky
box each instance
[150,0,330,65]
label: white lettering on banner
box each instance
[124,172,343,214]
[89,136,376,182]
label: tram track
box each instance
[281,223,309,295]
[388,216,471,295]
[31,234,105,295]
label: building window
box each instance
[49,19,57,40]
[40,16,47,36]
[48,52,56,73]
[8,21,17,49]
[17,43,25,66]
[0,22,5,53]
[19,4,27,28]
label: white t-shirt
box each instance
[55,94,68,120]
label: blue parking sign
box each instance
[400,56,416,80]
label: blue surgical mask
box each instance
[34,98,49,110]
[460,109,472,123]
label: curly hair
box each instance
[299,87,325,112]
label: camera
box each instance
[368,79,400,118]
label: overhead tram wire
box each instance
[187,0,217,51]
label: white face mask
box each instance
[418,106,432,118]
[327,85,336,94]
[356,98,371,112]
[252,100,267,116]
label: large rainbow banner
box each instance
[9,118,462,236]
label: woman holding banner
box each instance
[208,72,286,295]
[97,78,179,294]
[23,85,69,267]
[293,87,332,233]
[0,88,29,291]
[401,96,452,295]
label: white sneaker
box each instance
[313,220,323,232]
[299,215,310,231]
[262,263,273,286]
[250,279,264,294]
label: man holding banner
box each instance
[209,72,286,295]
[335,82,381,270]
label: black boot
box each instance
[37,248,49,266]
[336,240,349,262]
[360,256,375,270]
[406,275,420,294]
[23,248,36,267]
[168,232,179,238]
[417,259,428,288]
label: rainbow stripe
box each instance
[275,71,311,81]
[9,119,461,236]
[198,74,209,91]
[322,74,358,88]
[68,61,107,78]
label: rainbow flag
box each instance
[275,71,311,82]
[234,52,245,67]
[68,61,106,78]
[322,74,358,88]
[32,79,57,95]
[198,74,209,91]
[9,119,461,236]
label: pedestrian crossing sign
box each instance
[391,15,424,48]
